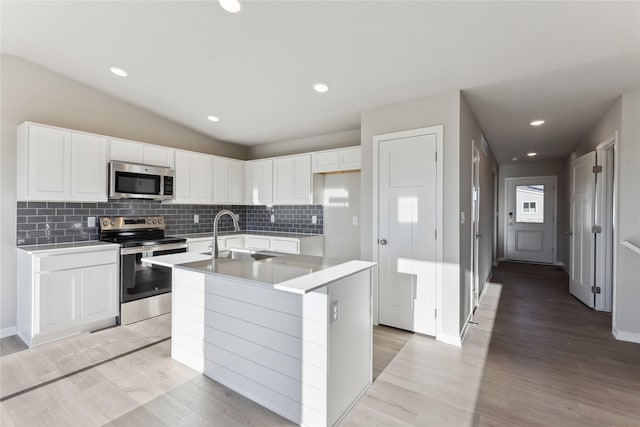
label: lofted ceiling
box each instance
[1,1,639,163]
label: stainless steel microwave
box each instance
[109,161,175,200]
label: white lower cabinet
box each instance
[17,245,119,347]
[186,234,323,256]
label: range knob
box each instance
[147,219,151,224]
[110,220,115,226]
[152,219,157,224]
[158,218,163,224]
[102,219,109,226]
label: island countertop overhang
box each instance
[143,251,376,294]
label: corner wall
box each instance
[460,95,497,328]
[360,91,462,340]
[0,54,247,334]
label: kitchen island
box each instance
[143,250,375,427]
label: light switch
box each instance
[87,216,96,228]
[311,215,317,224]
[270,214,275,223]
[352,216,358,226]
[460,211,466,225]
[194,214,199,223]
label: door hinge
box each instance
[592,225,602,234]
[591,286,601,294]
[593,165,602,173]
[435,152,437,162]
[434,308,437,318]
[435,230,437,240]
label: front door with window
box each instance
[506,176,556,263]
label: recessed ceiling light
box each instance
[313,82,330,93]
[527,152,537,157]
[207,115,220,122]
[109,66,128,77]
[219,0,243,13]
[530,120,545,126]
[512,157,518,161]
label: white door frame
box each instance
[595,131,618,312]
[372,126,444,339]
[504,175,558,263]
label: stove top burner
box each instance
[98,216,185,247]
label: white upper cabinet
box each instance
[273,154,312,205]
[213,156,244,204]
[110,138,175,168]
[70,132,108,201]
[109,138,143,163]
[17,123,107,202]
[174,150,212,204]
[143,144,175,168]
[311,146,361,173]
[246,159,273,205]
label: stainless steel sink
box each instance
[201,249,282,261]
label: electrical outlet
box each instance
[270,214,275,223]
[352,216,358,226]
[194,214,199,223]
[311,215,317,224]
[235,214,240,222]
[87,216,96,228]
[330,300,339,324]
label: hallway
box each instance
[343,262,640,426]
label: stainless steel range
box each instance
[99,216,187,325]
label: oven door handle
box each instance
[120,242,188,255]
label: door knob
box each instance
[475,233,483,239]
[378,239,388,246]
[565,231,573,236]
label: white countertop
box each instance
[16,241,119,254]
[141,252,211,267]
[172,231,323,241]
[142,251,375,294]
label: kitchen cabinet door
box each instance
[143,145,175,168]
[38,269,81,334]
[312,150,340,173]
[212,156,229,203]
[70,132,108,201]
[24,124,71,201]
[339,147,361,170]
[246,159,273,205]
[228,159,244,204]
[110,138,144,163]
[174,151,212,204]
[273,154,311,204]
[81,264,119,324]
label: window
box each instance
[516,185,544,223]
[522,201,537,213]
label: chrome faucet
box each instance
[212,209,240,259]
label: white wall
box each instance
[246,129,360,160]
[497,161,567,265]
[568,92,639,342]
[322,172,361,260]
[460,95,497,323]
[615,92,640,341]
[360,91,462,340]
[0,54,247,334]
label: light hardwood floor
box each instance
[2,263,639,426]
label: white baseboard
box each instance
[1,326,17,339]
[613,327,640,344]
[479,274,492,302]
[437,332,462,347]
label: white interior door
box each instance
[378,133,437,336]
[471,143,480,311]
[506,176,556,263]
[570,152,596,308]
